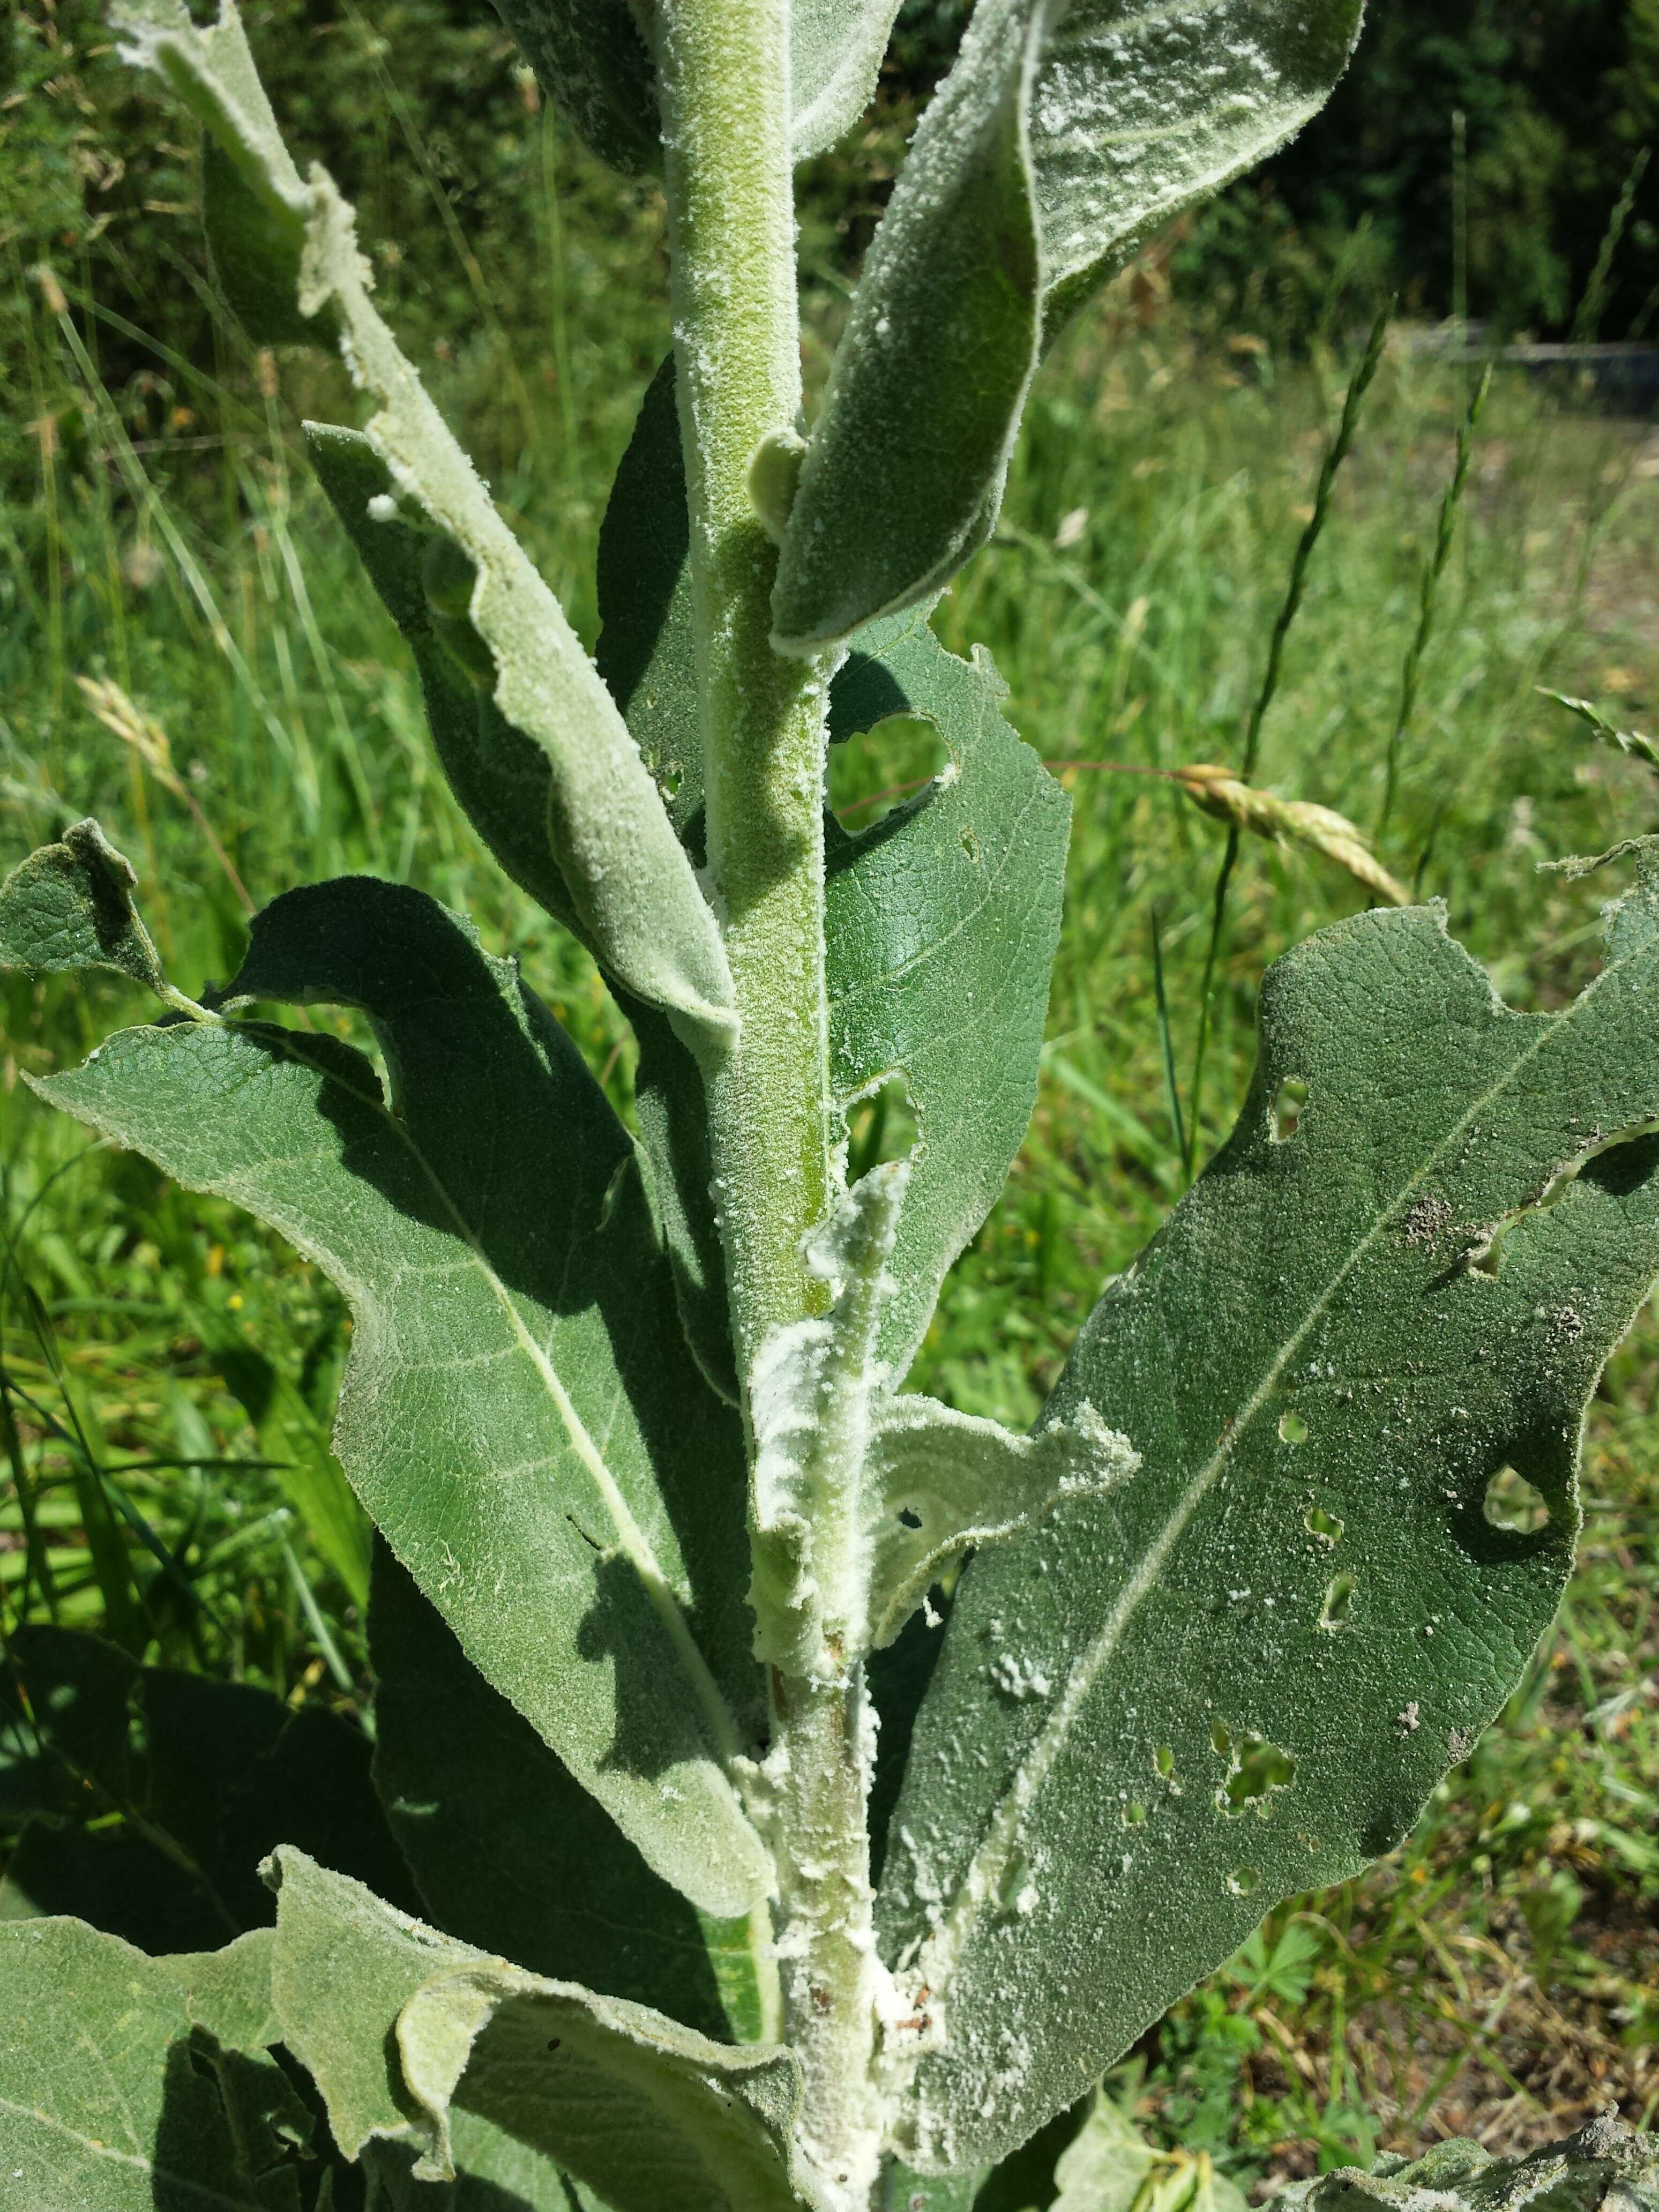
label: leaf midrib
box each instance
[208,1022,748,1775]
[0,2093,271,2210]
[917,935,1632,1985]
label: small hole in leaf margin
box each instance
[1279,1409,1309,1445]
[1270,1077,1309,1144]
[1227,1866,1261,1897]
[1483,1466,1550,1535]
[1319,1573,1356,1632]
[897,1506,923,1530]
[1305,1503,1344,1546]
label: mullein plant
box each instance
[5,2,1659,2207]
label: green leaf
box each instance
[881,2166,985,2211]
[491,0,661,175]
[628,994,740,1405]
[594,357,704,839]
[369,1542,778,2045]
[1280,2117,1659,2212]
[365,2119,605,2208]
[878,857,1659,2169]
[116,0,735,1049]
[305,424,581,938]
[1050,2093,1249,2212]
[268,1849,809,2212]
[492,0,902,172]
[36,877,769,1918]
[202,134,325,346]
[0,1918,311,2209]
[772,0,1365,648]
[0,817,171,998]
[788,0,909,161]
[825,611,1070,1382]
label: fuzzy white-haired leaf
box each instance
[0,1919,304,2208]
[750,1165,1132,1677]
[880,852,1659,2169]
[773,0,1365,648]
[867,1397,1136,1652]
[38,875,771,1918]
[0,818,171,1000]
[268,1850,810,2212]
[113,0,734,1052]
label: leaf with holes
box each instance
[878,855,1659,2170]
[771,0,1365,648]
[32,876,771,1919]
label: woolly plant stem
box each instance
[652,4,879,2200]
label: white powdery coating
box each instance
[1029,1,1352,288]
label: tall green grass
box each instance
[2,71,1655,2179]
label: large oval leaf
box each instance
[877,856,1659,2168]
[36,877,771,1919]
[772,0,1365,649]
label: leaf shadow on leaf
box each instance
[371,1544,734,2043]
[227,882,758,1778]
[154,2027,319,2207]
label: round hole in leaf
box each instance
[1227,1865,1261,1897]
[1221,1735,1296,1815]
[897,1506,923,1530]
[1270,1077,1309,1143]
[1210,1718,1231,1758]
[1122,1800,1147,1828]
[1483,1465,1550,1534]
[1279,1409,1309,1445]
[1305,1503,1344,1546]
[1319,1572,1356,1632]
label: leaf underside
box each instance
[881,856,1659,2170]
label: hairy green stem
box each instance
[653,1,878,2197]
